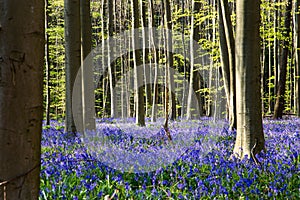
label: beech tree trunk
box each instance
[101,0,107,117]
[108,0,116,118]
[64,0,81,133]
[295,0,300,117]
[150,0,159,122]
[273,0,292,119]
[45,0,51,126]
[164,0,176,120]
[180,0,187,119]
[140,0,152,116]
[233,0,265,160]
[218,0,236,130]
[0,0,44,198]
[80,0,96,131]
[132,0,145,126]
[187,0,198,120]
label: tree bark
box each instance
[234,0,265,160]
[140,0,152,117]
[267,6,273,114]
[101,0,107,117]
[218,0,230,117]
[164,0,176,121]
[80,0,96,132]
[273,0,292,119]
[295,0,300,117]
[108,0,116,118]
[273,0,279,113]
[64,0,81,133]
[45,0,51,126]
[150,0,158,122]
[132,0,145,126]
[218,0,236,129]
[0,0,44,198]
[187,0,198,119]
[180,0,187,119]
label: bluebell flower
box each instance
[177,183,186,190]
[97,191,103,198]
[177,193,184,199]
[162,180,168,186]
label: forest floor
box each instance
[40,117,300,199]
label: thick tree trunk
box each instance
[234,0,265,160]
[273,0,292,119]
[0,0,44,198]
[80,0,96,132]
[132,0,145,126]
[64,0,81,133]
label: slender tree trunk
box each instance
[274,0,292,119]
[268,5,273,114]
[208,0,217,119]
[187,0,197,120]
[108,0,116,118]
[211,0,218,120]
[219,0,236,129]
[295,0,300,117]
[218,0,230,119]
[261,10,266,116]
[233,0,265,160]
[163,27,171,139]
[127,7,132,118]
[261,8,266,115]
[55,35,59,120]
[150,0,158,122]
[81,0,96,132]
[0,0,44,198]
[181,0,187,119]
[161,0,171,140]
[120,0,126,119]
[101,0,107,117]
[132,0,145,126]
[274,1,280,113]
[64,0,81,133]
[164,0,176,120]
[140,0,152,117]
[45,0,51,126]
[194,0,206,117]
[289,51,293,111]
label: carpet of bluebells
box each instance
[40,117,300,199]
